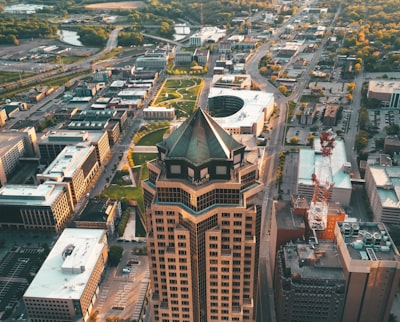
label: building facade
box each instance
[335,222,400,322]
[37,145,99,204]
[364,164,400,224]
[24,228,108,322]
[0,183,73,232]
[274,241,345,322]
[143,108,263,322]
[38,130,110,166]
[297,138,352,206]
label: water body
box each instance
[58,30,83,47]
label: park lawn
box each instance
[136,128,167,146]
[132,152,158,165]
[101,185,143,211]
[111,170,131,185]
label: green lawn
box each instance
[132,152,158,166]
[136,128,167,146]
[101,185,143,208]
[153,77,203,118]
[111,170,131,185]
[300,95,322,103]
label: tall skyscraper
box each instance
[143,108,263,322]
[336,221,400,322]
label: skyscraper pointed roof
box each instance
[158,108,244,165]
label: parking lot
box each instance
[94,241,149,321]
[0,245,47,314]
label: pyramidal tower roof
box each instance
[158,108,244,165]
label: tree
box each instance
[278,85,288,95]
[159,21,174,38]
[355,130,369,151]
[359,107,369,130]
[347,82,356,93]
[108,245,123,266]
[385,124,400,135]
[290,136,299,144]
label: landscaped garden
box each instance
[151,77,203,119]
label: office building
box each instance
[37,145,99,204]
[74,198,122,236]
[365,164,400,224]
[0,183,73,232]
[38,130,110,165]
[24,228,108,321]
[274,241,345,322]
[367,80,400,108]
[143,108,263,322]
[208,88,274,136]
[0,127,39,186]
[297,138,352,206]
[274,222,400,322]
[336,222,400,322]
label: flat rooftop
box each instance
[39,129,105,144]
[283,241,344,280]
[368,165,400,208]
[368,80,400,94]
[0,183,66,206]
[0,132,25,157]
[298,139,351,189]
[40,145,95,179]
[208,87,274,129]
[338,222,400,262]
[24,228,106,299]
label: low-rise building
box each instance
[211,74,252,90]
[208,88,274,136]
[74,198,122,236]
[38,129,110,166]
[297,138,352,206]
[0,183,74,231]
[24,228,108,321]
[143,106,175,120]
[174,51,193,66]
[367,80,400,108]
[323,104,339,126]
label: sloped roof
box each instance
[158,108,243,165]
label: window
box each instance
[216,165,226,175]
[170,165,181,174]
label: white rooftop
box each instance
[369,165,400,208]
[208,87,273,129]
[298,139,351,189]
[110,80,126,88]
[40,145,95,180]
[0,183,66,206]
[24,228,106,299]
[40,130,105,143]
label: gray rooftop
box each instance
[283,241,344,280]
[338,222,400,262]
[158,108,244,165]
